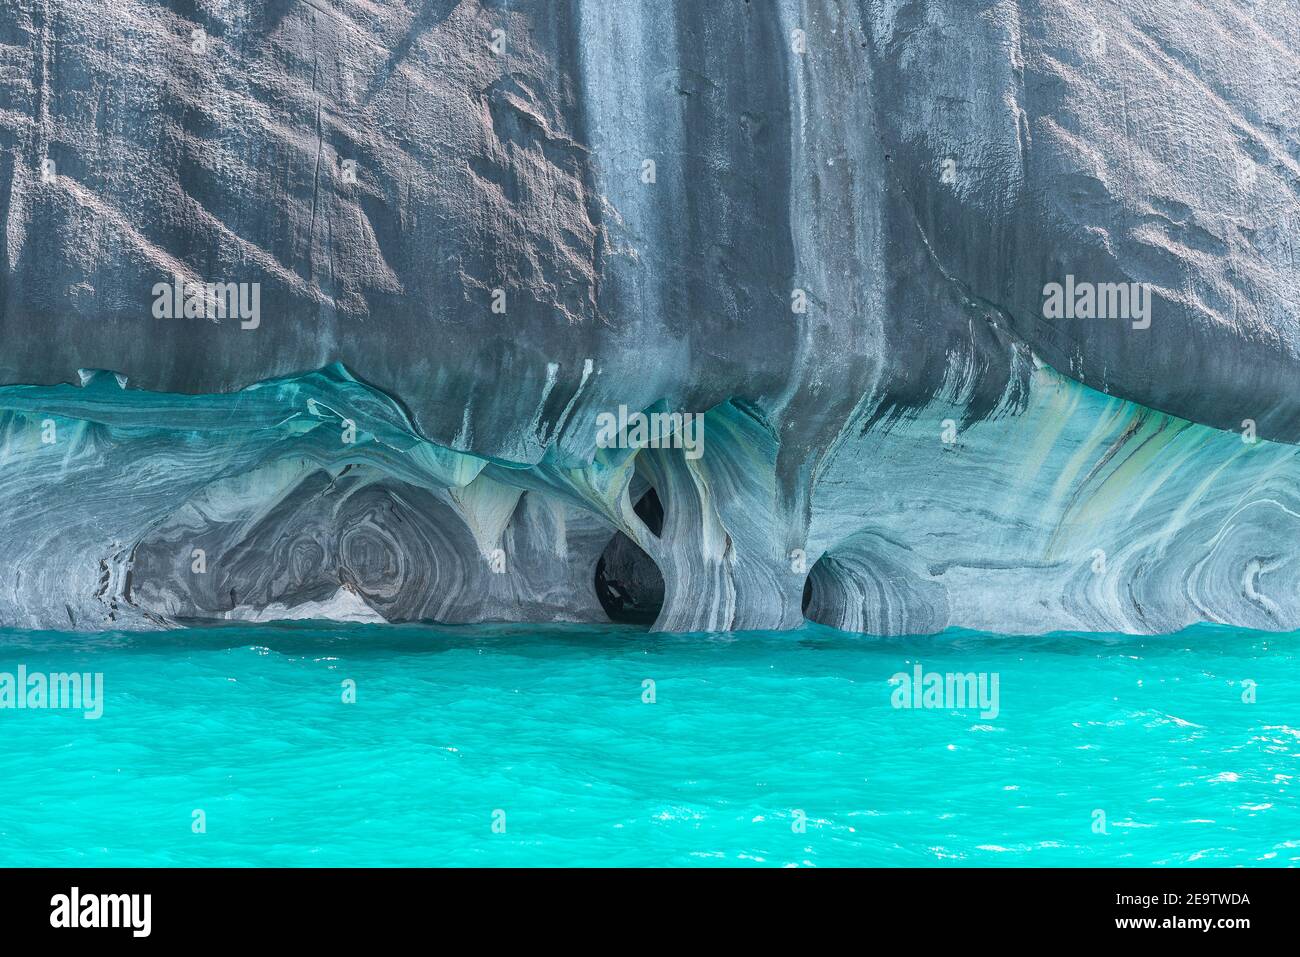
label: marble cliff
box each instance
[0,0,1298,633]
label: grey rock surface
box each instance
[0,1,1297,634]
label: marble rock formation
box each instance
[0,1,1297,633]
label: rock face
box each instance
[0,1,1297,633]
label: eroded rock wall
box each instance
[0,1,1296,633]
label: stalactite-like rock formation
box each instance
[0,1,1297,633]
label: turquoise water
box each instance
[0,621,1296,866]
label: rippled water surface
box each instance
[0,621,1295,866]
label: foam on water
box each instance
[0,622,1295,866]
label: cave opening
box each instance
[594,487,666,625]
[800,552,835,625]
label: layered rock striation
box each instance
[0,1,1297,633]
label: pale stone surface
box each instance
[0,2,1296,633]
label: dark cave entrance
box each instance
[594,488,666,625]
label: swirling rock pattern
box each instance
[0,1,1297,634]
[131,463,614,624]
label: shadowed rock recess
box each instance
[0,1,1298,634]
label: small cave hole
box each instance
[594,488,665,625]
